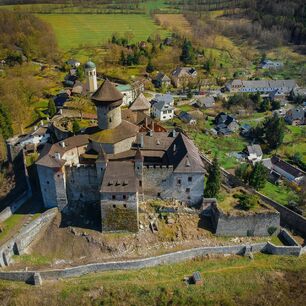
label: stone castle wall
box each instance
[211,205,280,237]
[97,105,121,130]
[65,164,100,204]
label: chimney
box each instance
[60,141,65,148]
[40,120,44,126]
[149,130,153,137]
[151,121,155,132]
[173,144,177,152]
[54,152,61,160]
[140,134,144,148]
[173,129,176,138]
[59,109,63,115]
[34,125,38,131]
[145,117,148,128]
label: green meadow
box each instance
[38,14,168,50]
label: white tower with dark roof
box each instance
[85,61,97,93]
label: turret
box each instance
[85,61,97,93]
[91,79,123,130]
[96,147,108,182]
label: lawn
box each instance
[260,182,300,206]
[1,254,306,305]
[190,129,248,170]
[38,14,168,50]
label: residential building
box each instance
[155,72,171,88]
[214,113,240,135]
[171,67,197,88]
[285,107,306,125]
[129,93,151,116]
[262,156,305,185]
[178,112,197,125]
[260,60,283,70]
[247,144,263,164]
[194,96,215,108]
[226,79,297,94]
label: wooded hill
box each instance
[0,10,58,61]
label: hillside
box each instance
[0,9,58,61]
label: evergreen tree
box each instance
[76,66,84,81]
[48,98,57,118]
[263,113,285,150]
[0,104,13,140]
[259,98,271,112]
[119,51,126,66]
[271,99,281,110]
[249,162,268,190]
[72,120,80,135]
[146,59,155,73]
[204,157,221,198]
[180,39,195,65]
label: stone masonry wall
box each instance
[65,165,99,204]
[0,208,58,267]
[212,205,280,237]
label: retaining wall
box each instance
[0,208,58,267]
[264,242,302,256]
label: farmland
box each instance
[38,14,168,51]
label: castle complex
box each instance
[36,64,205,232]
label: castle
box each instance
[36,62,205,232]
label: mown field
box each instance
[38,14,168,50]
[0,254,305,305]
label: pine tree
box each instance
[204,157,221,198]
[249,162,268,190]
[119,51,126,66]
[180,39,195,65]
[263,113,285,150]
[146,59,155,73]
[72,120,80,135]
[48,98,57,118]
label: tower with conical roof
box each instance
[85,61,97,93]
[91,79,123,130]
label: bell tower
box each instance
[85,61,97,93]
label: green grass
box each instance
[260,182,300,206]
[0,214,25,243]
[190,129,247,170]
[37,14,168,50]
[1,254,306,305]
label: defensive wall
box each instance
[0,239,304,285]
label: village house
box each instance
[214,113,240,135]
[246,144,263,164]
[260,59,283,70]
[154,72,171,88]
[194,96,215,109]
[128,93,151,116]
[171,67,197,88]
[285,107,306,125]
[151,99,174,121]
[263,156,305,185]
[66,59,81,68]
[178,111,197,125]
[226,79,297,94]
[116,81,145,106]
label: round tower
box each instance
[85,61,97,93]
[91,79,123,130]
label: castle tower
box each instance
[85,61,97,93]
[91,79,123,130]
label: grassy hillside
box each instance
[0,254,305,305]
[38,14,168,50]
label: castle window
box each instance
[123,204,127,208]
[123,195,127,200]
[177,178,181,185]
[46,181,50,185]
[186,188,190,193]
[109,118,112,123]
[188,176,192,182]
[112,195,116,200]
[157,192,161,197]
[139,180,142,187]
[80,193,83,198]
[113,204,116,208]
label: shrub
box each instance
[238,194,259,210]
